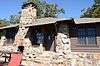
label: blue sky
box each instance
[0,0,93,20]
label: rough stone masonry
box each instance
[13,2,100,66]
[0,2,100,66]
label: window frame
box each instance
[70,24,97,46]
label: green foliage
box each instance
[0,15,20,26]
[25,0,65,18]
[81,0,100,18]
[94,0,100,4]
[0,19,8,27]
[0,0,65,25]
[9,15,20,24]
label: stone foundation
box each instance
[0,46,100,66]
[21,51,100,66]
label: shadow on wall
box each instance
[4,27,19,45]
[25,24,56,51]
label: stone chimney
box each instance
[20,2,37,25]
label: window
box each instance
[77,26,96,45]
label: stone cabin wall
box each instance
[55,22,71,54]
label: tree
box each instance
[81,0,100,18]
[24,0,65,18]
[9,15,20,24]
[0,19,8,27]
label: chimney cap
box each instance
[22,2,37,9]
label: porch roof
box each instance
[0,24,18,30]
[74,18,100,24]
[0,17,72,29]
[1,18,100,30]
[25,17,72,26]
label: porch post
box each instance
[55,24,71,54]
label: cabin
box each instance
[0,2,100,54]
[1,18,100,53]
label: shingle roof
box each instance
[1,18,100,30]
[0,24,18,30]
[29,18,59,26]
[26,17,71,26]
[74,18,100,24]
[0,17,71,29]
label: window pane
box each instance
[77,27,96,45]
[86,36,96,45]
[87,28,96,36]
[86,28,96,45]
[78,28,85,36]
[78,28,86,45]
[78,37,86,45]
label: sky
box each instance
[0,0,94,20]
